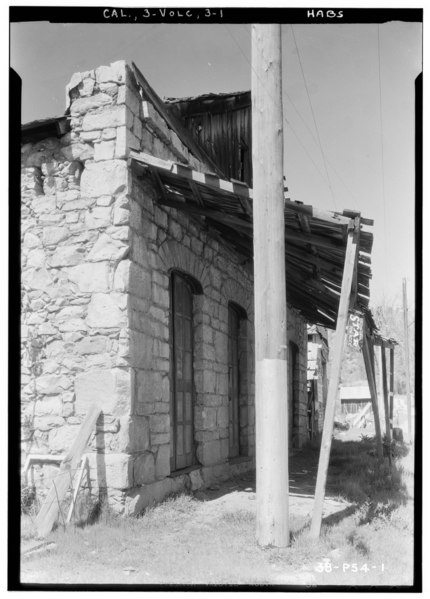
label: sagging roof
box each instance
[21,116,70,143]
[130,150,374,330]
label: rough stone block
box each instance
[129,330,153,369]
[68,262,111,293]
[189,469,203,491]
[34,396,63,416]
[214,331,228,363]
[34,415,65,431]
[88,452,132,490]
[94,140,116,161]
[116,415,150,453]
[74,368,130,414]
[48,424,80,452]
[81,160,129,198]
[84,206,112,229]
[149,414,170,434]
[216,406,229,429]
[58,318,88,332]
[195,406,217,431]
[48,246,84,268]
[26,249,46,268]
[113,195,130,225]
[60,143,94,162]
[115,126,140,159]
[196,440,222,466]
[113,260,131,291]
[32,196,56,214]
[35,374,72,396]
[125,478,173,515]
[23,231,42,249]
[23,267,54,291]
[87,233,129,262]
[133,452,155,485]
[70,93,113,116]
[155,444,170,479]
[82,105,126,131]
[75,336,108,355]
[42,226,70,246]
[86,293,127,328]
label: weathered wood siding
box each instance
[168,92,252,186]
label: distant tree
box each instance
[332,299,415,394]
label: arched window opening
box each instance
[169,270,201,471]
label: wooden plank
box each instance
[310,226,358,539]
[130,151,359,227]
[350,401,373,428]
[381,345,392,465]
[66,456,88,523]
[362,327,383,458]
[35,405,101,538]
[157,195,253,232]
[349,217,360,310]
[376,343,386,435]
[131,62,225,177]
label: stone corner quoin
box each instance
[21,59,309,515]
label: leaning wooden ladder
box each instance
[35,404,101,538]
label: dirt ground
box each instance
[20,431,415,588]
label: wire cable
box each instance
[377,24,388,285]
[225,24,352,211]
[290,25,337,211]
[223,24,337,204]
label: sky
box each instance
[10,14,422,309]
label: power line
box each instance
[223,24,338,205]
[290,25,337,211]
[377,25,388,282]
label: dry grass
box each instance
[20,439,415,587]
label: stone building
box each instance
[307,325,329,438]
[21,61,312,515]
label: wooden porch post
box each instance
[310,222,358,539]
[381,343,392,464]
[362,329,383,459]
[252,23,290,547]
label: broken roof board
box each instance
[130,150,374,330]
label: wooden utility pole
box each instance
[252,23,289,547]
[310,222,358,539]
[402,278,412,442]
[389,346,395,425]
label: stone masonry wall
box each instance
[21,60,309,515]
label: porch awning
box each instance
[129,150,374,330]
